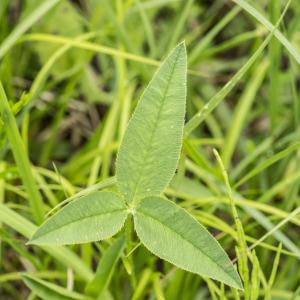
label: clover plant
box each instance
[30,42,242,290]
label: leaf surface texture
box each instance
[30,192,127,245]
[134,197,242,289]
[116,42,187,202]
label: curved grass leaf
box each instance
[0,0,62,59]
[232,0,300,65]
[0,203,93,281]
[85,235,125,297]
[134,197,243,289]
[116,42,187,203]
[22,274,92,300]
[30,192,128,245]
[0,83,44,224]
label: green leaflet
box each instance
[22,274,92,300]
[134,197,243,289]
[116,42,187,203]
[85,235,125,297]
[30,192,128,245]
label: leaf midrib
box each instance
[136,209,236,281]
[129,49,182,202]
[34,208,127,238]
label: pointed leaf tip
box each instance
[116,44,187,203]
[177,40,186,48]
[134,197,243,289]
[30,192,128,246]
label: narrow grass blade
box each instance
[268,243,282,289]
[0,204,93,281]
[184,35,269,136]
[0,82,44,223]
[132,269,152,300]
[184,0,290,136]
[20,34,205,77]
[116,42,187,203]
[21,33,159,66]
[235,142,300,188]
[221,59,269,168]
[0,0,62,59]
[247,207,300,255]
[214,149,250,295]
[30,192,128,245]
[242,206,300,258]
[231,138,273,180]
[188,5,241,65]
[85,235,125,297]
[134,0,156,56]
[46,176,117,218]
[26,32,97,110]
[232,0,300,65]
[167,0,194,52]
[22,274,92,300]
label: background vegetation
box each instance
[0,0,300,299]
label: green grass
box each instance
[0,0,300,299]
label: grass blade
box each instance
[0,203,93,281]
[0,82,44,223]
[232,0,300,65]
[184,0,291,136]
[0,0,62,59]
[221,59,269,168]
[85,236,125,297]
[22,274,92,300]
